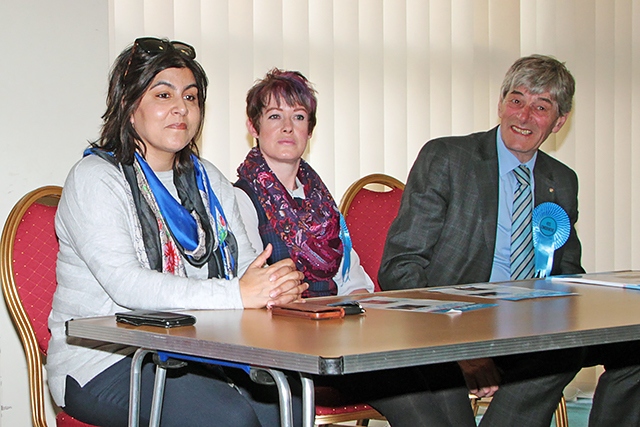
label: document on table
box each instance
[426,283,576,301]
[550,271,640,290]
[356,296,496,314]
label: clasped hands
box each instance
[458,357,502,398]
[239,244,308,308]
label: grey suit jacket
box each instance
[378,126,584,290]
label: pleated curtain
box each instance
[111,0,640,274]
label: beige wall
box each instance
[2,0,639,424]
[0,1,109,424]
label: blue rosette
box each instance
[532,202,570,278]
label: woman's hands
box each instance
[239,244,308,308]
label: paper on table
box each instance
[356,296,496,313]
[427,283,575,301]
[550,271,640,290]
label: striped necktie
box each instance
[510,164,535,280]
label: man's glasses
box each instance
[124,37,196,77]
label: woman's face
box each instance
[247,96,310,169]
[131,67,200,171]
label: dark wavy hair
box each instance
[93,39,208,174]
[246,68,317,135]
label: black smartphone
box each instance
[271,303,345,320]
[327,301,365,315]
[115,310,196,328]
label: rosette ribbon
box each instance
[532,202,570,278]
[339,214,352,282]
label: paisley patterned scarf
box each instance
[86,148,237,279]
[237,147,343,286]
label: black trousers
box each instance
[586,340,640,427]
[64,354,477,427]
[477,348,583,427]
[64,354,301,427]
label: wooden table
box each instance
[66,272,640,426]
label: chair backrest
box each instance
[339,174,405,292]
[1,186,95,427]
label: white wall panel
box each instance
[594,2,616,270]
[428,0,452,139]
[632,3,640,265]
[332,0,360,195]
[614,1,633,270]
[406,0,430,174]
[382,0,408,179]
[358,1,384,178]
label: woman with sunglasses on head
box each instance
[233,69,477,427]
[47,38,307,427]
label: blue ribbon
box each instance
[339,214,352,282]
[532,202,570,278]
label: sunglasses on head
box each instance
[134,37,196,59]
[124,37,196,77]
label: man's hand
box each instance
[458,358,501,398]
[239,244,307,308]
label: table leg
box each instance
[299,373,315,427]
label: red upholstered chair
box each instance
[303,174,407,426]
[1,186,96,427]
[309,173,407,426]
[339,173,405,291]
[313,385,386,426]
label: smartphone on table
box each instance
[115,310,196,328]
[271,303,345,320]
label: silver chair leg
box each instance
[129,348,154,427]
[148,364,168,427]
[264,369,294,427]
[299,372,315,427]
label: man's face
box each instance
[498,86,568,163]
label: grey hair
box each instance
[500,54,575,117]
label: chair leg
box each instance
[264,368,294,427]
[148,365,167,427]
[300,373,316,427]
[555,395,569,427]
[129,348,155,427]
[470,395,479,416]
